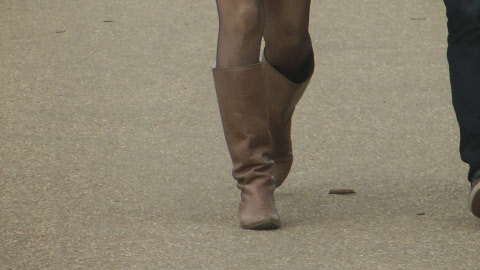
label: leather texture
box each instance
[263,52,315,188]
[213,63,280,230]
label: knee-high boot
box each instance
[263,52,315,188]
[213,63,280,230]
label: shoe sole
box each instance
[242,222,280,230]
[240,216,281,230]
[469,182,480,218]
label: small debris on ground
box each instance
[55,30,65,33]
[417,212,426,216]
[329,189,356,195]
[103,20,114,23]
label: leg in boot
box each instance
[262,0,315,187]
[213,64,280,230]
[263,54,314,188]
[214,0,279,229]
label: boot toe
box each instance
[240,213,281,230]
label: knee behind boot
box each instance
[263,51,315,188]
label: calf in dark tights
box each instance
[213,0,314,229]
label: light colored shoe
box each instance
[469,179,480,218]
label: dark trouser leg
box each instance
[444,0,480,181]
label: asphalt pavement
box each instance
[2,0,480,269]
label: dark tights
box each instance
[215,0,313,83]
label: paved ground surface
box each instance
[2,0,480,269]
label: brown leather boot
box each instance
[213,63,280,230]
[263,52,315,188]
